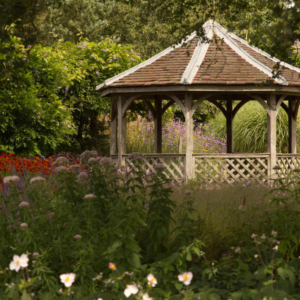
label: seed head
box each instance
[30,176,46,183]
[53,157,70,166]
[185,190,192,196]
[3,176,20,184]
[74,234,82,239]
[19,202,30,208]
[100,157,112,165]
[55,166,68,173]
[83,194,96,199]
[32,252,40,258]
[20,223,28,230]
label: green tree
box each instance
[0,28,76,156]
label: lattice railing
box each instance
[124,154,185,182]
[276,154,300,178]
[194,154,269,184]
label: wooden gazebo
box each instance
[96,20,300,184]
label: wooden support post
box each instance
[226,99,233,153]
[289,100,297,153]
[110,98,117,155]
[154,97,162,153]
[117,96,125,167]
[184,94,195,182]
[122,112,127,154]
[267,95,278,182]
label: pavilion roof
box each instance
[96,20,300,92]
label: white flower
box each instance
[271,230,277,237]
[124,285,138,298]
[60,273,76,287]
[261,234,266,240]
[273,245,279,251]
[142,294,152,300]
[3,176,20,184]
[251,234,257,239]
[30,176,46,183]
[53,157,69,166]
[9,254,29,272]
[147,274,157,287]
[178,272,193,285]
[74,234,82,239]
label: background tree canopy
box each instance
[1,0,300,155]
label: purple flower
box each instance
[77,45,82,48]
[131,49,134,54]
[91,54,95,58]
[96,71,99,76]
[130,58,136,61]
[58,86,62,89]
[43,53,48,57]
[101,49,106,52]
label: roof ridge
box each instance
[95,31,197,91]
[180,22,214,84]
[214,25,288,85]
[227,31,300,74]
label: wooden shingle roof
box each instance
[96,20,300,92]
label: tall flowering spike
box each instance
[40,164,45,178]
[1,199,11,217]
[49,159,55,179]
[20,158,28,177]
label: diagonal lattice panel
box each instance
[125,155,184,182]
[195,156,268,184]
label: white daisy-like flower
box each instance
[147,274,157,287]
[124,284,138,298]
[60,273,76,287]
[178,272,193,286]
[142,294,152,300]
[9,254,29,272]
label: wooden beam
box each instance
[162,100,174,114]
[184,94,195,182]
[267,95,278,182]
[232,100,250,118]
[110,98,117,155]
[154,97,162,153]
[289,99,297,153]
[208,100,227,117]
[100,85,300,98]
[226,99,233,153]
[117,96,125,167]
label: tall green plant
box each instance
[211,101,299,153]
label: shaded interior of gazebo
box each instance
[96,20,300,184]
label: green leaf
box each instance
[175,282,183,291]
[21,291,31,300]
[127,252,141,268]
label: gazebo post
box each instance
[117,96,126,167]
[184,94,195,182]
[110,98,117,155]
[288,99,297,153]
[154,97,162,153]
[267,95,278,182]
[226,99,233,153]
